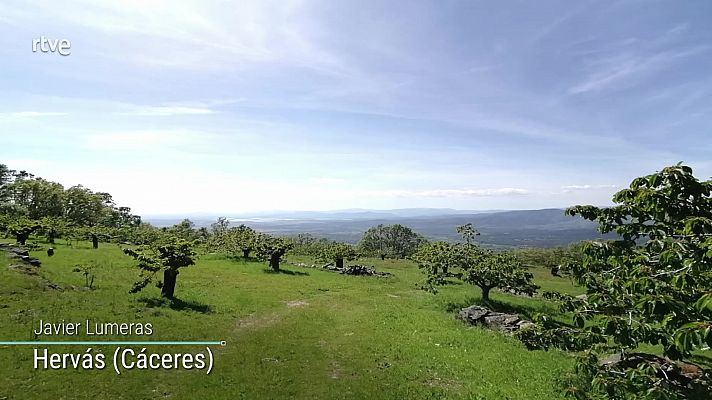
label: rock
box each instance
[0,243,41,267]
[13,249,30,257]
[459,306,489,322]
[289,259,391,277]
[599,352,705,387]
[457,305,532,334]
[340,265,391,276]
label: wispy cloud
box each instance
[126,106,216,116]
[0,111,67,118]
[308,177,349,185]
[568,45,710,94]
[84,130,206,149]
[359,188,530,198]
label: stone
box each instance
[457,305,533,334]
[0,244,41,267]
[599,352,705,386]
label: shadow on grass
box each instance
[262,268,310,276]
[138,297,212,313]
[226,255,258,263]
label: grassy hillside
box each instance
[1,240,581,400]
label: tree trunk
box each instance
[16,233,29,245]
[48,232,55,244]
[269,253,281,271]
[91,234,99,249]
[336,258,344,269]
[481,286,491,302]
[380,253,386,260]
[162,269,178,298]
[242,248,251,258]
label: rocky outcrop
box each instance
[0,243,42,267]
[288,261,391,276]
[320,263,390,276]
[457,305,534,334]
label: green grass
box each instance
[1,240,580,400]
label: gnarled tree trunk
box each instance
[269,253,281,271]
[481,286,492,302]
[162,269,179,298]
[16,232,30,246]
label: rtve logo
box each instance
[32,36,71,56]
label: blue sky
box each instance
[1,0,711,215]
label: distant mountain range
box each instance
[145,208,614,248]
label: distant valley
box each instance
[146,208,614,248]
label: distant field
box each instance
[1,240,581,400]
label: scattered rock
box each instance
[457,305,534,334]
[322,263,391,276]
[286,300,308,308]
[599,352,706,388]
[0,243,41,267]
[288,260,391,276]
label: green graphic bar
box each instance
[0,341,226,345]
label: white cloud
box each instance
[561,184,618,192]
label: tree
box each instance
[166,219,197,241]
[6,178,65,220]
[0,164,13,204]
[415,227,538,302]
[412,241,462,286]
[8,218,42,245]
[517,165,712,399]
[255,234,293,271]
[319,242,358,269]
[64,185,107,227]
[210,217,230,236]
[231,225,257,258]
[123,237,196,298]
[460,250,538,302]
[456,223,480,245]
[39,216,69,244]
[359,224,426,259]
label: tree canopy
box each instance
[123,237,196,298]
[415,225,538,302]
[318,242,358,269]
[517,164,712,399]
[358,224,426,259]
[255,233,293,271]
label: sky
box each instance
[1,0,711,215]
